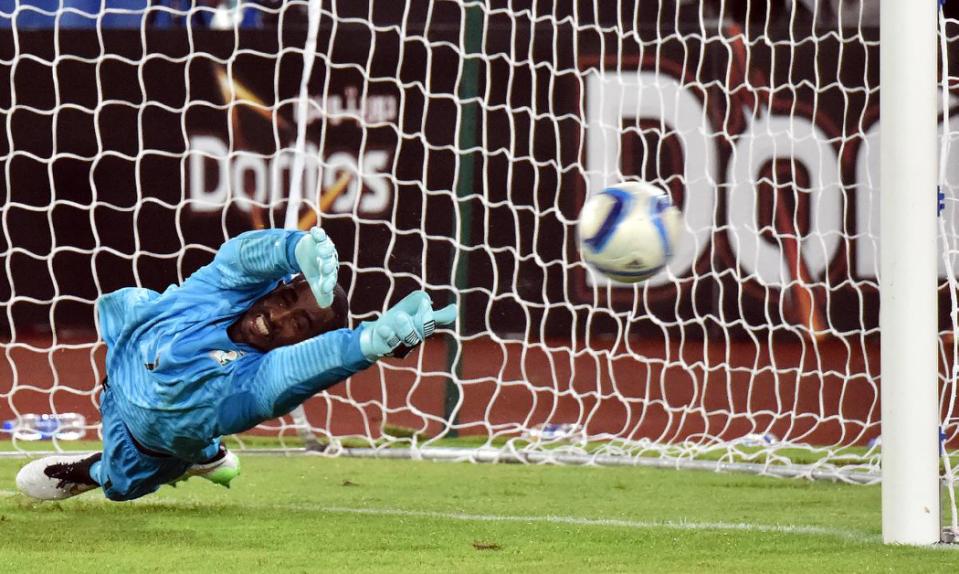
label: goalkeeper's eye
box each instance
[282,288,297,308]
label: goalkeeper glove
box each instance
[359,291,457,361]
[294,227,339,308]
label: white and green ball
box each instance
[577,180,682,284]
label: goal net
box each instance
[0,0,955,497]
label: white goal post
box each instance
[879,0,940,545]
[0,0,958,545]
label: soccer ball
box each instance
[577,180,682,283]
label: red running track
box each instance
[0,331,900,448]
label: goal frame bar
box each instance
[880,0,941,545]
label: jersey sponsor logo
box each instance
[210,350,243,366]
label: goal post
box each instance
[879,0,941,545]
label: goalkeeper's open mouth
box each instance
[253,314,271,338]
[238,311,274,347]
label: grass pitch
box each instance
[0,455,955,573]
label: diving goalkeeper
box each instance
[15,228,455,502]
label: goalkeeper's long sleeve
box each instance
[191,228,306,291]
[215,327,373,436]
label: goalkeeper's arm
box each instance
[192,227,339,307]
[215,291,456,435]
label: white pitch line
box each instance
[0,491,891,545]
[119,497,875,542]
[316,506,878,543]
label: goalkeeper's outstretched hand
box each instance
[359,291,457,361]
[294,227,339,308]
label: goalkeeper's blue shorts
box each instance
[90,387,198,501]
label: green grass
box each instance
[0,455,956,573]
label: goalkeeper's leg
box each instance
[16,444,239,501]
[16,389,237,501]
[16,451,103,501]
[17,388,188,501]
[174,443,241,488]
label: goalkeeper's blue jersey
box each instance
[97,229,369,462]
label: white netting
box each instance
[0,0,952,495]
[940,2,959,539]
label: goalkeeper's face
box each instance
[228,276,348,351]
